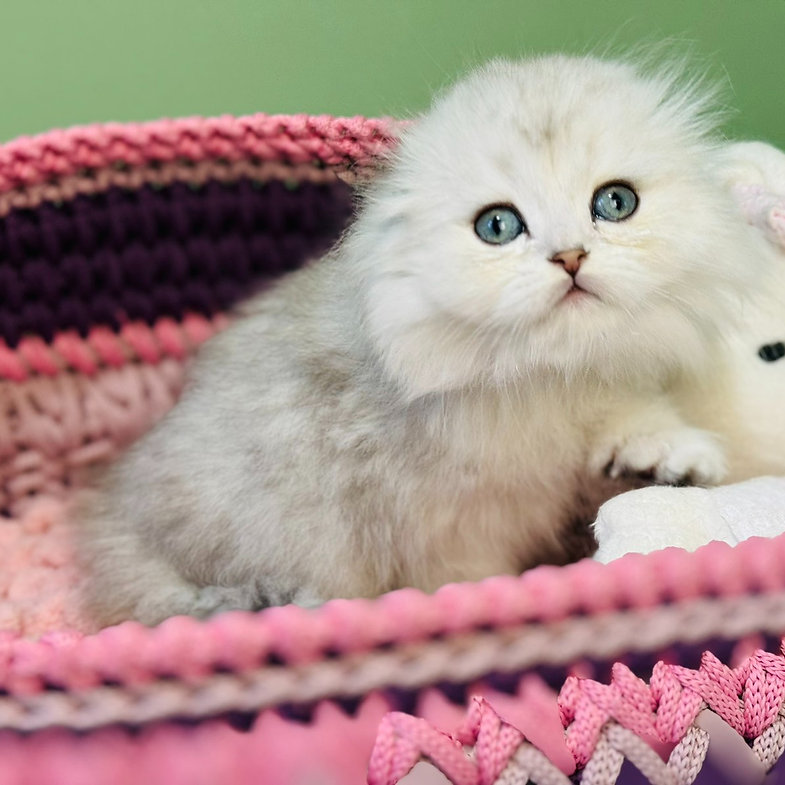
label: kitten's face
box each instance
[359,56,759,394]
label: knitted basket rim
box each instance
[0,112,401,195]
[2,532,783,714]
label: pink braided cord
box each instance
[0,114,400,195]
[1,533,785,692]
[0,313,226,381]
[369,644,785,784]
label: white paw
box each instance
[592,427,727,486]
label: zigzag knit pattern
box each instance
[369,647,785,784]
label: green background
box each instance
[1,1,784,147]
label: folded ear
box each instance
[768,197,785,247]
[719,141,785,250]
[732,182,785,248]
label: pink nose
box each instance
[549,248,587,276]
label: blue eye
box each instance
[592,183,638,222]
[474,205,526,244]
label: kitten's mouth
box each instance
[561,282,598,303]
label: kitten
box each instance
[78,54,775,626]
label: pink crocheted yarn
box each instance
[0,113,398,195]
[0,693,394,785]
[0,530,781,675]
[0,500,86,637]
[0,314,225,382]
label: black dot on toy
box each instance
[758,342,785,362]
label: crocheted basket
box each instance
[1,113,785,785]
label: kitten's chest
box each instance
[428,386,594,481]
[405,387,619,573]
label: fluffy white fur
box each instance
[594,139,785,561]
[79,55,781,626]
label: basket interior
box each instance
[0,177,353,346]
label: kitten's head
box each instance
[351,55,761,396]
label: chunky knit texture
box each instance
[0,179,352,346]
[0,112,783,784]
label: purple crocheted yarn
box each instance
[0,178,354,346]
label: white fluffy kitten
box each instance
[79,54,775,626]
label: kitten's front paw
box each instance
[592,427,726,486]
[133,583,262,624]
